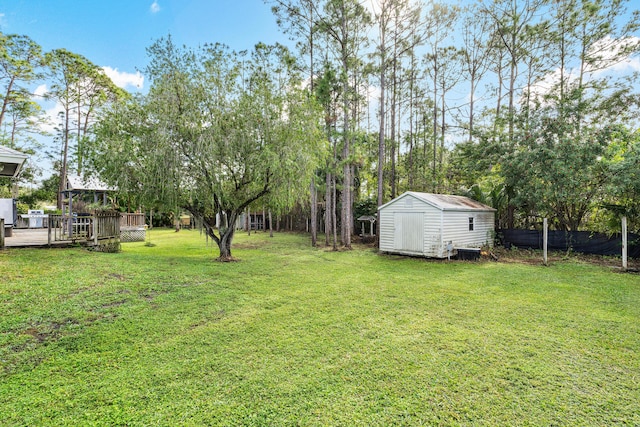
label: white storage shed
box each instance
[378,192,496,258]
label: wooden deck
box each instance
[2,212,144,250]
[3,228,75,248]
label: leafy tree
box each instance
[481,0,545,141]
[0,33,45,131]
[591,126,640,232]
[422,2,459,192]
[319,0,371,248]
[501,106,612,230]
[315,63,341,249]
[459,4,493,143]
[92,38,324,260]
[46,49,124,208]
[270,0,322,246]
[371,0,425,203]
[0,33,46,194]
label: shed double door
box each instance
[393,212,424,253]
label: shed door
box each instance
[393,212,424,253]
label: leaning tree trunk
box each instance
[218,227,234,260]
[190,208,238,261]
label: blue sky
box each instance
[1,0,285,92]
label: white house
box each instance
[378,192,495,258]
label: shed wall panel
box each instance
[423,208,443,257]
[379,209,397,252]
[441,211,495,249]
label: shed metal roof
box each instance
[378,191,496,212]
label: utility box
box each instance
[456,248,481,261]
[0,198,16,237]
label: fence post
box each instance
[543,218,548,266]
[47,214,51,246]
[93,215,98,246]
[622,215,628,271]
[0,218,4,248]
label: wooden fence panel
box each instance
[93,211,121,252]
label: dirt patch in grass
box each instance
[20,318,80,343]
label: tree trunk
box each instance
[0,76,16,133]
[310,176,317,246]
[325,171,332,246]
[432,58,438,193]
[217,224,235,261]
[469,74,475,143]
[377,64,386,209]
[190,209,237,261]
[269,209,273,238]
[390,38,398,199]
[340,2,352,250]
[332,174,338,251]
[58,109,70,210]
[440,83,446,180]
[408,53,415,188]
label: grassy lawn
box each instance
[1,229,639,426]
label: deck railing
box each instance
[47,212,122,250]
[48,214,92,242]
[121,213,145,228]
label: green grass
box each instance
[1,229,639,426]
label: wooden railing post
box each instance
[1,218,5,248]
[93,215,98,246]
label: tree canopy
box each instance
[91,38,324,259]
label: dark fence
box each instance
[498,229,640,258]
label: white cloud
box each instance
[587,35,640,74]
[102,66,144,90]
[33,84,48,98]
[611,56,640,74]
[526,68,568,104]
[150,1,161,13]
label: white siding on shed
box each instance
[441,211,495,255]
[393,212,424,253]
